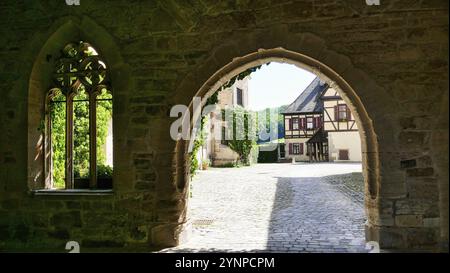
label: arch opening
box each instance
[27,17,129,192]
[171,48,381,250]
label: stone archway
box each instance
[159,29,402,249]
[176,48,381,247]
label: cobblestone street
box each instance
[161,163,368,253]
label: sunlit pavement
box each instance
[160,163,368,253]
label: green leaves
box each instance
[189,115,208,177]
[51,101,67,188]
[97,164,113,179]
[226,106,257,166]
[189,63,270,175]
[51,95,113,187]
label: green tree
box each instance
[50,87,113,188]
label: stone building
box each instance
[283,77,362,162]
[197,77,249,168]
[0,1,447,252]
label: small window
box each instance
[307,117,314,129]
[221,126,228,145]
[338,104,348,121]
[236,88,243,106]
[292,118,299,130]
[293,143,300,155]
[339,149,349,160]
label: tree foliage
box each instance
[225,106,257,165]
[189,63,269,175]
[50,86,113,188]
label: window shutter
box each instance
[300,143,304,154]
[334,106,338,121]
[347,107,352,120]
[289,143,293,154]
[289,118,292,130]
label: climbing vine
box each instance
[189,64,269,175]
[189,115,208,177]
[225,106,257,166]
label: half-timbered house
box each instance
[321,85,362,162]
[282,77,328,162]
[282,77,361,162]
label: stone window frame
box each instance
[27,17,130,195]
[44,41,113,190]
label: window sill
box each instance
[31,189,114,196]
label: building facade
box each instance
[283,77,361,162]
[322,85,362,162]
[196,77,249,167]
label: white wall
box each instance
[322,90,359,132]
[232,77,249,107]
[328,131,362,162]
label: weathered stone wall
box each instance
[210,78,249,166]
[0,0,448,251]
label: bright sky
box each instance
[248,62,317,111]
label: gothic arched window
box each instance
[45,42,113,190]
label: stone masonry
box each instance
[161,163,367,253]
[0,0,448,252]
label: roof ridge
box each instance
[290,77,319,106]
[282,77,328,114]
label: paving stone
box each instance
[160,163,368,253]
